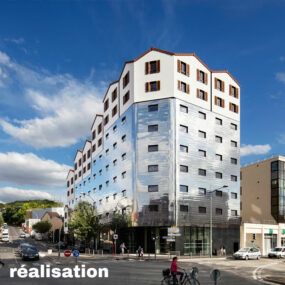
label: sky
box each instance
[0,0,285,203]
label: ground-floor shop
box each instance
[240,223,285,255]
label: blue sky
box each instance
[0,0,285,202]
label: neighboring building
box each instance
[42,212,63,242]
[241,156,285,255]
[25,207,64,234]
[65,47,241,255]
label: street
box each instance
[0,227,285,284]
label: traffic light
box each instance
[253,234,256,240]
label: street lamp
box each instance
[209,185,228,258]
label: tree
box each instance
[68,201,101,245]
[32,221,52,234]
[0,212,4,227]
[109,212,131,233]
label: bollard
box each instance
[210,269,221,285]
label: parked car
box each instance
[268,247,285,258]
[20,232,26,238]
[22,247,39,261]
[34,233,42,241]
[1,233,9,242]
[233,247,261,260]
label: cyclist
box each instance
[170,256,183,284]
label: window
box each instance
[216,154,223,161]
[99,199,102,205]
[78,158,82,167]
[180,165,188,173]
[87,150,91,158]
[180,145,188,153]
[113,142,117,149]
[198,111,206,120]
[104,115,109,125]
[215,172,223,179]
[229,102,239,113]
[113,193,117,200]
[197,150,206,158]
[148,104,158,112]
[149,205,159,212]
[230,123,238,130]
[113,125,117,132]
[122,190,126,197]
[215,96,225,108]
[122,153,126,160]
[98,123,102,134]
[230,85,239,98]
[231,210,238,216]
[215,78,224,91]
[123,91,130,105]
[231,158,237,165]
[180,205,189,212]
[216,208,223,215]
[145,81,160,92]
[104,99,109,111]
[123,71,129,88]
[199,169,206,176]
[98,138,102,147]
[180,185,188,193]
[122,171,126,179]
[112,88,117,102]
[180,104,188,113]
[121,116,126,124]
[87,163,91,170]
[178,81,189,94]
[79,171,82,177]
[198,188,206,195]
[99,154,102,159]
[112,105,118,117]
[197,69,207,84]
[106,164,109,171]
[197,89,208,101]
[113,176,117,183]
[93,159,96,165]
[106,180,109,187]
[92,144,96,152]
[216,118,223,125]
[67,181,70,188]
[231,140,237,147]
[148,165,159,172]
[231,192,238,199]
[199,206,206,214]
[231,175,238,182]
[148,124,158,132]
[145,60,160,74]
[67,191,70,197]
[177,60,189,76]
[121,135,126,142]
[99,169,102,175]
[113,159,117,166]
[105,149,109,155]
[105,133,109,140]
[148,185,159,192]
[148,144,158,152]
[215,136,222,143]
[92,130,96,140]
[99,184,102,190]
[198,130,206,138]
[74,162,77,170]
[83,154,86,163]
[180,124,188,133]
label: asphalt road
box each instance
[0,227,284,285]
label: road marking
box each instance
[252,261,282,283]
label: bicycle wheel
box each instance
[161,277,171,285]
[182,277,192,285]
[189,278,200,285]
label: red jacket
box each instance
[170,260,178,273]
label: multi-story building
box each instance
[241,156,285,255]
[65,47,240,255]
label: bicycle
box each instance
[161,268,200,285]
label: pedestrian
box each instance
[120,242,126,254]
[137,246,143,258]
[222,246,226,256]
[170,256,184,284]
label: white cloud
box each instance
[276,72,285,84]
[4,37,25,45]
[0,152,70,187]
[241,144,271,157]
[0,50,103,148]
[0,187,52,203]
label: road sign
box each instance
[113,234,118,240]
[64,250,72,257]
[72,249,80,258]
